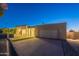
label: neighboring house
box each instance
[67,31,79,39]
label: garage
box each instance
[38,30,58,39]
[35,23,66,40]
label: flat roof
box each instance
[15,22,66,28]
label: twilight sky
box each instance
[0,3,79,31]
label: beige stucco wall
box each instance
[30,27,36,37]
[14,26,36,39]
[14,26,28,39]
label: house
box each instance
[67,31,79,39]
[14,22,66,40]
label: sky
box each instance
[0,3,79,31]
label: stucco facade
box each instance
[14,26,36,39]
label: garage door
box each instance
[39,30,58,39]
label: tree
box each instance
[9,28,16,34]
[2,28,9,34]
[0,29,3,33]
[0,3,8,16]
[0,28,16,34]
[0,6,4,16]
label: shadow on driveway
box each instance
[62,40,79,56]
[33,38,79,56]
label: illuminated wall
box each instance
[30,27,36,37]
[14,26,36,39]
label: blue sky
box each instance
[0,3,79,31]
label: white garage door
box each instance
[39,30,58,39]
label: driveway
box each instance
[11,38,79,56]
[12,38,64,56]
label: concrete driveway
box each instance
[11,38,79,56]
[12,38,64,56]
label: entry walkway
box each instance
[12,38,79,56]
